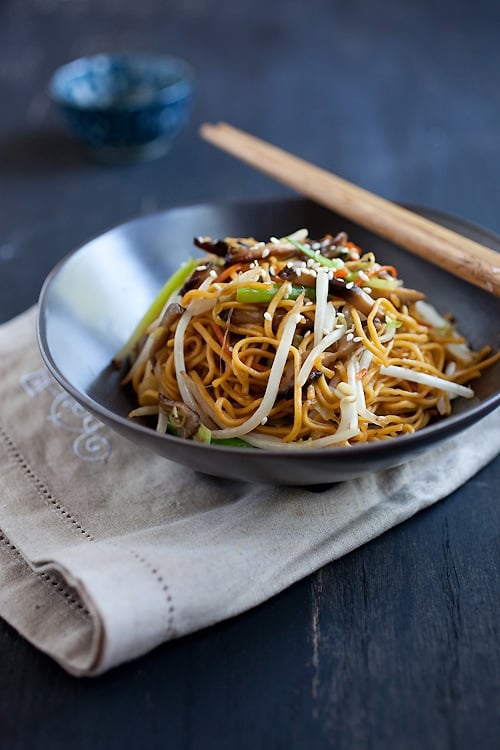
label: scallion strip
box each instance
[211,437,254,448]
[236,284,315,304]
[285,236,344,270]
[365,276,401,290]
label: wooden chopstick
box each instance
[200,122,500,296]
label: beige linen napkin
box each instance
[0,307,498,676]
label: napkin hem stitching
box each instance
[0,529,91,620]
[0,425,95,542]
[118,544,176,636]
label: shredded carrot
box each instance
[367,265,398,278]
[210,320,226,348]
[215,263,242,283]
[334,267,349,279]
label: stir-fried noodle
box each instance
[116,229,499,448]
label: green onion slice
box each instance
[211,437,254,448]
[236,284,316,304]
[284,236,345,270]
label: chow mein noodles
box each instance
[115,229,499,448]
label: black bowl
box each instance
[37,198,500,485]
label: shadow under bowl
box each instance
[49,53,195,163]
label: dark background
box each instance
[1,1,499,748]
[2,0,500,322]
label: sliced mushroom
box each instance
[180,263,218,294]
[159,302,185,328]
[277,362,321,399]
[194,233,357,266]
[151,303,184,360]
[277,265,316,286]
[368,286,426,304]
[223,307,265,326]
[194,236,272,264]
[328,277,375,317]
[312,232,351,259]
[222,306,286,328]
[231,243,298,264]
[193,236,229,257]
[158,394,200,439]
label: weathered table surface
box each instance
[1,1,499,748]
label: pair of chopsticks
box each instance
[200,122,500,297]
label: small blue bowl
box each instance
[49,53,195,163]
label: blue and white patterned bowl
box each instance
[49,53,195,163]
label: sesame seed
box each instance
[345,281,354,289]
[260,417,268,425]
[209,269,218,277]
[264,311,272,321]
[262,247,270,258]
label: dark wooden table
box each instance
[1,1,499,748]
